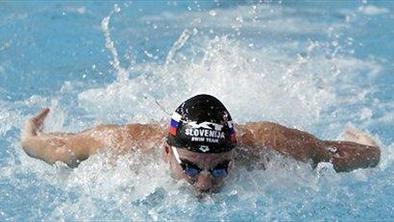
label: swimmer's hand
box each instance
[342,128,378,147]
[21,108,50,140]
[20,108,87,167]
[321,128,380,172]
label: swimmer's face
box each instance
[164,145,234,193]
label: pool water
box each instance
[0,1,393,220]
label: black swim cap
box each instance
[167,94,237,153]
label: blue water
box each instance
[1,1,393,221]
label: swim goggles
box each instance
[171,146,230,178]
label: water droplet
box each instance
[235,16,243,23]
[192,28,198,35]
[114,4,121,13]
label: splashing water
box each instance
[0,1,393,221]
[101,4,130,83]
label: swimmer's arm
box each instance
[20,108,165,167]
[317,140,380,172]
[20,108,100,167]
[237,122,380,172]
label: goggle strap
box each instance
[171,146,182,164]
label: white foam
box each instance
[0,103,19,136]
[78,31,383,132]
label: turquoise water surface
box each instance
[0,1,393,221]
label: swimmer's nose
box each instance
[194,171,213,192]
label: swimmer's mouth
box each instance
[194,185,222,198]
[195,191,212,200]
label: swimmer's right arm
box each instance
[20,108,100,167]
[20,108,165,167]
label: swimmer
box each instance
[20,94,380,193]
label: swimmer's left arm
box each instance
[317,140,380,172]
[236,122,321,162]
[237,122,380,172]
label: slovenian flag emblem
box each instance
[169,112,182,136]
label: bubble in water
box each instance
[209,10,217,17]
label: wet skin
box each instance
[164,145,234,193]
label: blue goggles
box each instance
[171,146,230,178]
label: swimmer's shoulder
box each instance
[235,121,278,147]
[124,122,167,138]
[82,122,166,136]
[236,121,281,131]
[234,121,277,169]
[78,122,166,153]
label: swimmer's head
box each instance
[165,94,236,193]
[167,94,237,153]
